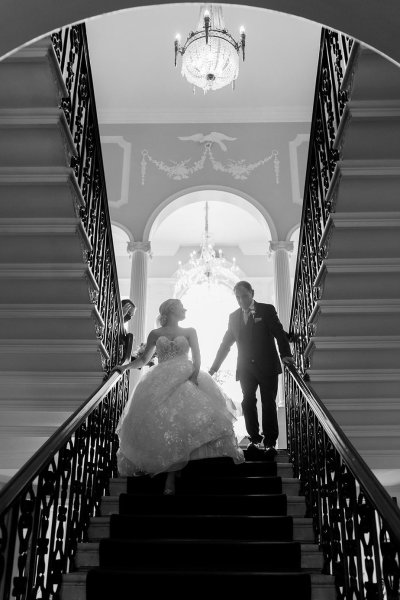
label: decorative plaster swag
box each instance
[141,138,279,184]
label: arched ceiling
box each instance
[86,5,321,124]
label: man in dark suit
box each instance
[209,281,294,457]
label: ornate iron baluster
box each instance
[285,366,400,599]
[290,30,353,367]
[50,24,125,373]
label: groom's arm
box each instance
[209,324,235,375]
[266,305,293,360]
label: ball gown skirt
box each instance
[116,336,244,475]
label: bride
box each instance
[116,298,244,494]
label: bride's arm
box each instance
[188,328,201,385]
[118,330,157,372]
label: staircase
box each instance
[0,38,105,482]
[305,45,400,496]
[61,451,335,600]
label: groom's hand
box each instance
[282,356,295,366]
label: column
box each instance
[127,240,151,392]
[269,240,294,331]
[269,240,294,449]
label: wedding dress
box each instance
[116,335,244,475]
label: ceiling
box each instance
[86,4,322,124]
[87,4,320,252]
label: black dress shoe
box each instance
[264,446,278,459]
[247,442,263,450]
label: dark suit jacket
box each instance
[210,301,292,380]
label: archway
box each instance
[147,190,273,439]
[1,1,400,68]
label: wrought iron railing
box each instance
[285,364,400,600]
[51,23,125,371]
[290,29,354,370]
[0,22,133,599]
[0,371,129,600]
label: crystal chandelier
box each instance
[174,202,239,297]
[174,4,246,94]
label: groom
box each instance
[209,281,294,457]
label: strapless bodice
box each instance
[156,335,190,363]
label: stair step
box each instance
[179,456,293,476]
[0,38,67,108]
[0,218,91,263]
[88,515,315,543]
[61,571,336,600]
[307,368,400,400]
[315,258,400,300]
[321,212,400,259]
[0,371,104,400]
[74,540,322,572]
[323,399,400,426]
[0,339,108,372]
[0,434,50,469]
[0,108,76,167]
[0,263,98,304]
[0,304,104,339]
[0,408,77,426]
[341,425,400,450]
[0,166,83,219]
[109,476,301,496]
[305,335,400,369]
[327,159,400,213]
[309,299,400,336]
[100,494,307,517]
[315,376,400,399]
[343,46,400,102]
[335,100,400,160]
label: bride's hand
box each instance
[189,372,199,386]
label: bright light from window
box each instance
[180,281,248,441]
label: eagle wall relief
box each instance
[140,132,279,184]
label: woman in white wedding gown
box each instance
[116,298,244,494]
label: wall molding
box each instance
[289,133,309,205]
[100,136,131,208]
[98,106,312,124]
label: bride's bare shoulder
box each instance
[182,326,198,337]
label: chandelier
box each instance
[174,202,239,297]
[174,4,246,94]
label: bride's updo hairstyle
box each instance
[158,299,180,327]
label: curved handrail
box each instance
[0,369,124,516]
[286,363,400,547]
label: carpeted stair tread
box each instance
[98,538,302,571]
[86,569,312,599]
[242,448,288,462]
[125,474,283,495]
[82,453,314,600]
[117,492,288,516]
[109,513,294,540]
[180,457,278,476]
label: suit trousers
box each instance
[239,366,279,446]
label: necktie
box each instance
[243,309,251,324]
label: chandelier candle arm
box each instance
[204,9,210,44]
[240,26,246,61]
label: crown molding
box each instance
[98,106,312,124]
